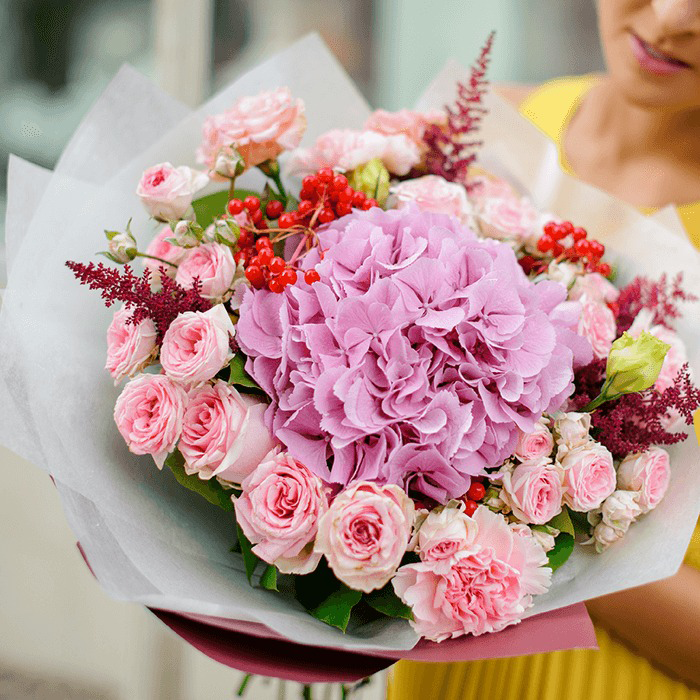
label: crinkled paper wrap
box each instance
[1,35,695,656]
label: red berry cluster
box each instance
[227,195,285,229]
[277,167,378,230]
[462,479,487,517]
[536,221,611,276]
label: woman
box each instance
[388,0,700,697]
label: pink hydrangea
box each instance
[392,506,551,642]
[237,206,592,500]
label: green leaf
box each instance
[259,564,278,591]
[547,532,575,572]
[309,585,362,633]
[364,584,413,620]
[228,353,261,390]
[192,189,259,228]
[568,508,593,537]
[547,508,575,537]
[164,450,234,511]
[236,522,260,584]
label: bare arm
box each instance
[586,564,700,689]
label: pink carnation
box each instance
[197,88,306,170]
[560,441,616,511]
[237,206,592,498]
[286,129,420,177]
[175,243,236,300]
[616,447,670,513]
[364,108,446,150]
[499,458,564,525]
[136,163,209,221]
[314,482,415,593]
[393,506,551,642]
[235,451,328,574]
[392,175,472,224]
[114,373,187,468]
[143,226,188,281]
[106,307,158,383]
[160,305,235,385]
[179,381,277,484]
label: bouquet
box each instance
[3,35,700,681]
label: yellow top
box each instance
[388,76,700,700]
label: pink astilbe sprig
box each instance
[66,261,211,343]
[423,31,494,186]
[616,273,697,334]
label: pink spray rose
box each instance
[392,175,472,224]
[136,163,209,221]
[499,458,564,525]
[553,412,591,455]
[364,108,446,150]
[105,307,158,383]
[143,225,188,282]
[416,504,478,562]
[314,482,415,593]
[560,441,616,512]
[160,305,235,385]
[179,381,277,484]
[175,243,236,300]
[514,420,554,461]
[577,295,617,360]
[197,88,306,170]
[114,373,187,468]
[589,490,642,552]
[286,129,420,177]
[616,447,671,513]
[477,195,538,242]
[235,451,328,574]
[393,506,551,642]
[569,272,620,305]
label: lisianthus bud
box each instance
[214,145,246,179]
[606,331,671,396]
[349,157,390,206]
[212,218,240,245]
[169,219,202,248]
[104,224,137,264]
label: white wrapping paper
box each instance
[2,35,698,650]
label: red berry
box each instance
[332,174,349,191]
[588,240,605,259]
[318,207,336,223]
[335,202,352,217]
[598,262,612,277]
[561,220,574,236]
[299,186,315,200]
[265,200,284,219]
[304,269,321,284]
[573,226,588,241]
[352,191,366,207]
[234,251,246,265]
[543,221,558,238]
[281,268,298,285]
[243,196,260,212]
[255,236,272,251]
[278,212,296,229]
[297,199,314,217]
[365,198,378,209]
[269,256,285,274]
[536,234,554,253]
[238,230,253,248]
[245,265,264,288]
[552,242,565,257]
[227,198,244,215]
[257,247,273,266]
[337,186,355,204]
[317,167,334,184]
[574,239,591,258]
[463,499,478,517]
[467,482,486,501]
[607,300,619,316]
[251,208,264,226]
[302,175,319,191]
[268,277,285,294]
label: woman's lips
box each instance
[629,32,692,75]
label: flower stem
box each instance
[236,673,253,696]
[302,684,313,700]
[580,376,622,412]
[228,175,237,202]
[135,252,177,268]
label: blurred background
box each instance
[0,0,603,697]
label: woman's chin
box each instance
[609,64,700,110]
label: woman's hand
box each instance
[586,564,700,689]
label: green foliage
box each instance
[228,353,262,390]
[192,189,259,228]
[236,522,260,584]
[259,564,279,591]
[164,450,234,511]
[542,507,576,572]
[364,584,413,620]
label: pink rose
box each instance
[136,163,209,221]
[577,295,617,360]
[175,243,236,300]
[560,441,616,511]
[514,420,554,461]
[235,451,328,574]
[106,308,157,384]
[416,504,478,562]
[589,490,642,552]
[143,225,188,282]
[392,175,472,224]
[179,381,277,484]
[616,447,670,513]
[469,173,519,202]
[364,108,446,150]
[160,305,235,385]
[286,129,420,177]
[114,373,187,468]
[569,273,620,305]
[477,195,538,241]
[500,458,564,525]
[197,88,306,170]
[393,507,551,642]
[314,482,415,593]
